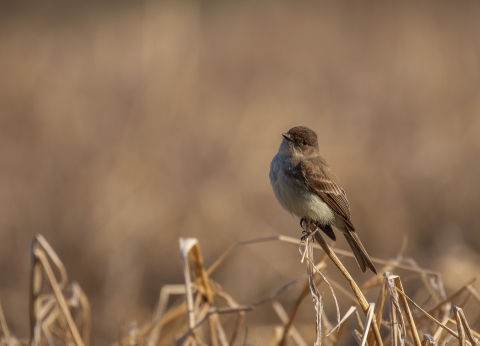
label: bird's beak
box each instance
[282,133,293,142]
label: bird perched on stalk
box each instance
[269,126,377,274]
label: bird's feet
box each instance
[300,218,317,242]
[301,229,313,242]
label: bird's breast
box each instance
[269,154,335,224]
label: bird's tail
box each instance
[343,231,377,274]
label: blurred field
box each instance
[1,1,480,344]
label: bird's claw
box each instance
[300,218,313,242]
[300,219,319,243]
[301,228,319,243]
[300,218,307,230]
[301,230,312,242]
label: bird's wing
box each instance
[298,158,353,225]
[297,158,376,274]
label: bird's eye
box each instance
[302,140,308,146]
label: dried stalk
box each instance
[313,232,383,346]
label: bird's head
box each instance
[279,126,319,157]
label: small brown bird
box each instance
[269,126,377,274]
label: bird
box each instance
[269,126,377,274]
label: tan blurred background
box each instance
[1,0,480,344]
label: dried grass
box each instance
[1,234,480,346]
